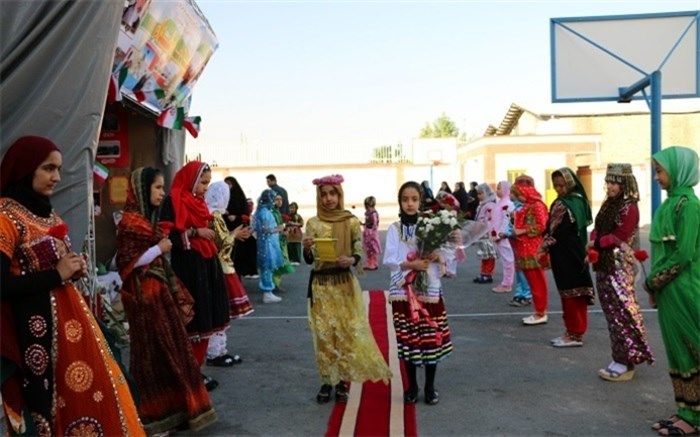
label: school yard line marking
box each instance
[241,308,658,320]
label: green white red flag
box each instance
[93,161,109,185]
[184,116,201,138]
[157,107,185,130]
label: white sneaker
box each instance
[262,292,282,303]
[522,314,548,325]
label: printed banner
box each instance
[113,0,218,113]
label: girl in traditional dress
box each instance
[508,175,534,307]
[473,183,498,284]
[225,176,258,278]
[286,202,304,265]
[204,181,253,367]
[646,147,700,436]
[362,196,381,270]
[510,178,550,325]
[590,163,653,380]
[383,181,453,405]
[0,136,144,436]
[253,189,284,303]
[160,161,230,391]
[540,168,595,347]
[302,175,391,404]
[492,181,515,293]
[117,167,216,434]
[435,191,465,276]
[272,194,294,291]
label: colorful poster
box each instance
[113,0,218,113]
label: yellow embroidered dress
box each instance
[305,216,392,385]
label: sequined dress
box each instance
[0,198,144,436]
[305,216,392,385]
[591,201,654,366]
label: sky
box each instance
[187,0,700,163]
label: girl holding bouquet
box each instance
[510,178,550,325]
[589,163,653,381]
[473,183,498,284]
[383,181,454,405]
[302,175,391,404]
[362,196,381,270]
[646,147,700,436]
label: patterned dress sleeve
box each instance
[541,200,568,251]
[646,199,700,293]
[596,203,639,248]
[0,214,62,299]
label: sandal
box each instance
[201,374,219,391]
[316,384,332,404]
[335,381,349,403]
[653,415,681,431]
[403,386,418,404]
[658,418,699,436]
[598,365,634,382]
[206,354,242,367]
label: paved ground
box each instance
[192,230,673,436]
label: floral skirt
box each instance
[391,298,453,366]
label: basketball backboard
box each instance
[550,11,700,102]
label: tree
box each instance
[419,113,459,138]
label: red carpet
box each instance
[324,290,418,437]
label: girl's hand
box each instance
[412,259,430,271]
[337,255,354,268]
[158,238,172,254]
[302,237,315,250]
[56,253,85,281]
[197,228,216,241]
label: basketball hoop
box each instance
[432,160,442,166]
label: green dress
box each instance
[647,146,700,426]
[272,207,294,286]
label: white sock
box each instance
[609,361,628,374]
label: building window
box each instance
[507,169,527,183]
[544,168,558,206]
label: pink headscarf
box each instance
[492,180,514,235]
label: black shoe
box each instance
[206,354,242,367]
[202,374,219,391]
[403,386,418,404]
[474,275,493,284]
[334,382,349,403]
[316,384,332,404]
[424,387,439,405]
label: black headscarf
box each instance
[398,181,422,226]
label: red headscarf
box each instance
[170,161,217,258]
[512,182,544,205]
[0,136,60,194]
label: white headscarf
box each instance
[205,181,230,214]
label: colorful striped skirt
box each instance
[391,297,453,366]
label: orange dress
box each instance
[0,198,144,436]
